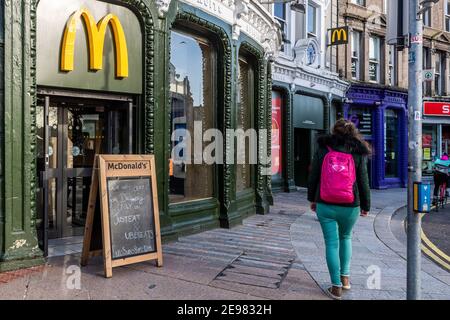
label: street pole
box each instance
[407,0,423,300]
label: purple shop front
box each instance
[344,84,408,189]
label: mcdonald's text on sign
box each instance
[328,26,349,46]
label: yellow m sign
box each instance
[329,26,349,46]
[61,9,129,78]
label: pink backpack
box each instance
[320,146,356,204]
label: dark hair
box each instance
[332,119,372,155]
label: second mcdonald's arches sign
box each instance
[328,26,349,46]
[37,0,142,94]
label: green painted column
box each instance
[1,0,44,272]
[255,58,270,215]
[285,88,296,192]
[266,62,274,206]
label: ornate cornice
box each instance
[179,0,281,60]
[155,0,172,17]
[272,61,349,97]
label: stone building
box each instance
[419,0,450,183]
[268,0,349,191]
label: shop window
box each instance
[272,91,283,178]
[384,109,399,178]
[348,107,373,138]
[236,56,255,192]
[442,125,450,155]
[169,30,216,203]
[422,125,438,176]
[369,36,381,83]
[350,31,362,80]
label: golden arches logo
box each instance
[61,8,129,78]
[331,28,347,43]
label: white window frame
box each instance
[307,2,319,39]
[351,31,361,80]
[423,8,431,27]
[369,36,381,83]
[446,0,450,32]
[435,51,446,96]
[351,0,366,6]
[273,3,290,55]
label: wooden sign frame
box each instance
[81,155,163,278]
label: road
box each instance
[422,206,450,271]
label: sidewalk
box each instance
[0,196,326,300]
[291,188,450,300]
[1,189,450,300]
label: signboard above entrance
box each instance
[423,102,450,116]
[37,0,142,94]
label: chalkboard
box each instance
[107,177,156,259]
[81,155,163,278]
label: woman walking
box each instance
[307,119,371,300]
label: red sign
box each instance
[271,92,283,176]
[423,102,450,116]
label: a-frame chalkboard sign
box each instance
[81,155,163,278]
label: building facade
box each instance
[269,0,349,191]
[334,0,409,189]
[0,0,281,271]
[419,0,450,183]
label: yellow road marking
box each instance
[419,208,450,270]
[421,244,450,271]
[421,230,450,263]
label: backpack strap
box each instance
[326,146,333,152]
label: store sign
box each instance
[61,9,129,78]
[81,155,163,278]
[348,108,372,136]
[271,92,283,176]
[37,0,142,94]
[423,102,450,116]
[423,69,434,82]
[328,26,349,46]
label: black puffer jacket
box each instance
[307,134,371,212]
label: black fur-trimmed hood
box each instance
[317,134,371,156]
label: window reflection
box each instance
[169,30,215,203]
[236,57,254,192]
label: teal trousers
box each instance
[316,203,360,287]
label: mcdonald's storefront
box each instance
[0,0,281,271]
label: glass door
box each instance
[37,96,133,254]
